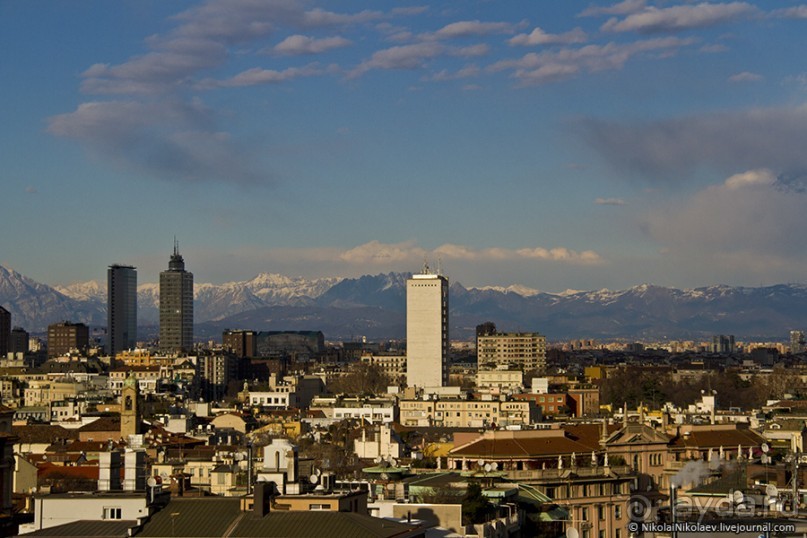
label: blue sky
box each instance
[4,0,807,292]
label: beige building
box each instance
[406,271,448,389]
[400,397,538,428]
[477,332,546,372]
[476,369,523,392]
[360,353,406,380]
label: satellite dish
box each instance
[477,459,485,466]
[566,528,580,538]
[762,443,770,453]
[484,463,492,473]
[761,455,770,464]
[147,477,157,488]
[732,490,745,504]
[309,474,320,485]
[234,453,244,461]
[766,484,779,497]
[374,457,382,464]
[491,462,499,471]
[391,458,398,467]
[315,468,322,476]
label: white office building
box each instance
[406,270,448,389]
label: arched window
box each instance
[125,395,132,411]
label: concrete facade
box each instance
[406,272,448,389]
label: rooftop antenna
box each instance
[422,257,430,274]
[436,257,442,276]
[174,236,179,256]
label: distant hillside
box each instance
[3,265,807,340]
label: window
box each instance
[309,503,331,510]
[582,507,588,521]
[103,507,122,520]
[615,505,622,519]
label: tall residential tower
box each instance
[406,267,449,389]
[107,264,137,356]
[159,241,193,353]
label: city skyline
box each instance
[4,1,807,292]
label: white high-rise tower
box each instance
[406,266,449,389]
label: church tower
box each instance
[120,372,141,439]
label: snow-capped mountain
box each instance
[0,266,105,331]
[4,264,807,339]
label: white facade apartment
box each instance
[406,272,448,389]
[360,354,406,380]
[477,332,547,372]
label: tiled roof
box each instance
[13,425,78,445]
[37,462,99,481]
[451,431,598,458]
[231,511,422,538]
[670,428,765,449]
[137,498,243,537]
[78,417,121,432]
[137,498,423,538]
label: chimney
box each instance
[253,482,272,518]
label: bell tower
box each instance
[120,372,141,439]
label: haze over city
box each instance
[4,0,807,291]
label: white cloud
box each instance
[434,20,517,39]
[430,64,481,81]
[595,197,627,205]
[577,105,807,182]
[772,6,807,19]
[81,0,381,95]
[47,100,264,184]
[451,44,490,57]
[645,170,807,266]
[728,71,762,82]
[579,0,646,17]
[601,2,758,34]
[336,241,603,266]
[723,169,775,189]
[348,42,444,77]
[509,27,587,46]
[273,35,351,55]
[197,64,324,88]
[700,43,729,53]
[339,241,424,263]
[490,37,693,86]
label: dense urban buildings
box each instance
[222,329,257,358]
[9,327,28,354]
[477,329,547,372]
[107,264,137,357]
[0,306,9,357]
[46,321,89,358]
[791,330,805,353]
[711,334,735,354]
[159,242,193,353]
[405,268,448,389]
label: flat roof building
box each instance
[406,269,448,389]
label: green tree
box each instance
[462,482,496,525]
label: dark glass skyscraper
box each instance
[108,264,137,356]
[0,306,10,358]
[159,241,193,353]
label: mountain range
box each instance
[1,265,806,341]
